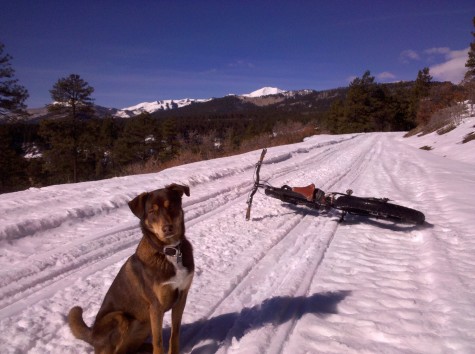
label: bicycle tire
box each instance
[334,195,425,224]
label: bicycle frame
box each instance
[245,148,340,220]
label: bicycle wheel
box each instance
[334,195,425,224]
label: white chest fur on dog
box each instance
[163,256,194,291]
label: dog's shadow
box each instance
[159,290,351,353]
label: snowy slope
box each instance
[114,87,286,118]
[401,116,475,165]
[241,87,286,97]
[1,121,475,353]
[116,98,211,118]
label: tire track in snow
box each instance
[182,135,379,353]
[233,135,381,354]
[181,214,339,354]
[263,134,420,354]
[378,139,475,351]
[0,138,357,319]
[219,218,341,354]
[277,135,474,353]
[0,226,141,317]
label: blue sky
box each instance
[1,1,474,109]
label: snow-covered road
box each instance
[1,123,474,353]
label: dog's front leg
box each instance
[169,289,189,354]
[150,304,165,354]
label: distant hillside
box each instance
[19,86,348,123]
[25,105,120,123]
[13,82,427,124]
[152,88,348,120]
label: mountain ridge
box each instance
[115,87,288,118]
[20,81,419,122]
[23,86,321,121]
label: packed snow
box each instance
[1,117,475,353]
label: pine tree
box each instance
[0,42,29,121]
[386,86,415,131]
[345,71,377,132]
[464,16,475,106]
[48,74,94,117]
[81,118,117,178]
[413,67,432,98]
[44,74,95,182]
[112,113,163,170]
[324,99,346,133]
[0,125,29,192]
[409,67,432,125]
[39,119,77,184]
[464,16,475,82]
[160,118,180,161]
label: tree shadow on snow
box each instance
[160,290,351,353]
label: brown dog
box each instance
[68,183,194,354]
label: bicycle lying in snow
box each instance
[246,148,425,225]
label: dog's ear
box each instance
[166,183,190,197]
[128,192,149,219]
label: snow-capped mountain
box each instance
[115,98,211,118]
[113,87,288,118]
[23,87,311,121]
[241,87,287,97]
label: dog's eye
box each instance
[149,204,159,214]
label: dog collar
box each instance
[163,243,182,264]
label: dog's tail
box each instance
[68,306,93,345]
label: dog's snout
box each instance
[162,224,173,234]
